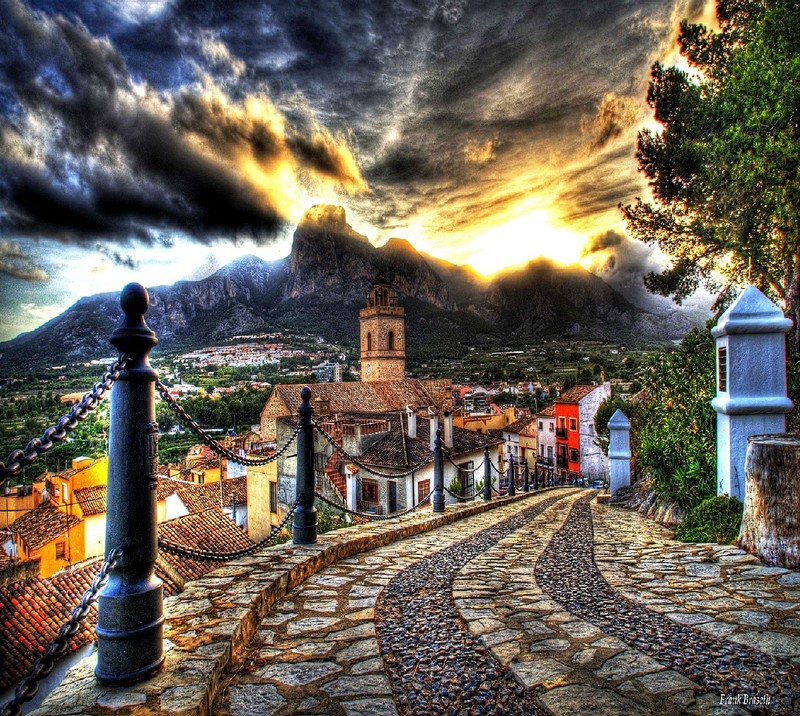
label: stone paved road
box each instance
[219,490,800,715]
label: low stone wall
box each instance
[31,491,543,716]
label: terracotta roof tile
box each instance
[537,405,556,417]
[73,485,106,517]
[158,509,254,582]
[274,379,452,416]
[556,385,597,403]
[504,415,537,434]
[11,505,81,552]
[0,558,180,690]
[355,412,502,469]
[175,476,247,515]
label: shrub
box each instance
[674,495,743,544]
[634,329,717,511]
[315,504,351,534]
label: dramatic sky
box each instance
[0,0,715,341]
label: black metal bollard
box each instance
[534,464,540,490]
[523,460,530,492]
[432,429,445,512]
[482,445,491,501]
[294,386,317,544]
[96,283,164,685]
[507,454,516,496]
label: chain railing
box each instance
[443,452,485,474]
[314,489,433,521]
[313,420,433,479]
[442,485,480,501]
[156,381,300,466]
[157,502,298,561]
[0,357,127,484]
[0,547,123,716]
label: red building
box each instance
[554,392,582,480]
[553,383,612,484]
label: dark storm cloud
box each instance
[581,230,625,257]
[0,0,365,249]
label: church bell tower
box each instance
[360,278,406,382]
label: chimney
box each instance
[428,409,439,451]
[313,397,331,416]
[406,405,417,439]
[443,408,454,448]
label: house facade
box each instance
[536,405,556,467]
[554,383,611,482]
[272,409,501,517]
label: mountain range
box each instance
[0,205,695,373]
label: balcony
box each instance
[556,456,568,468]
[556,427,567,439]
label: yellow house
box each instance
[454,406,516,434]
[9,457,108,577]
[11,504,82,577]
[247,460,280,541]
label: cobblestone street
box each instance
[218,490,800,715]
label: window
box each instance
[61,483,68,504]
[538,421,543,431]
[362,479,379,505]
[269,481,277,514]
[557,417,567,438]
[55,541,66,559]
[569,418,577,432]
[367,332,372,351]
[718,346,727,392]
[570,448,580,463]
[549,422,554,432]
[417,479,430,504]
[388,331,395,350]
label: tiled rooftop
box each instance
[11,505,81,552]
[73,485,106,517]
[537,405,556,417]
[356,412,502,469]
[275,379,453,416]
[175,476,247,515]
[0,558,181,691]
[157,508,255,582]
[556,384,598,403]
[504,415,537,434]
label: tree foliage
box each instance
[633,329,717,510]
[622,0,800,346]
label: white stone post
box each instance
[608,409,631,495]
[711,285,793,502]
[345,466,358,512]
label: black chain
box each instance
[0,547,123,716]
[442,485,480,501]
[0,357,127,482]
[443,452,485,473]
[313,421,433,479]
[156,381,300,466]
[314,489,433,521]
[157,502,297,560]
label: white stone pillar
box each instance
[345,467,358,512]
[608,409,631,495]
[711,285,793,502]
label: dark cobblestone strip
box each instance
[376,493,567,716]
[535,496,800,715]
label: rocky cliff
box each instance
[0,205,696,373]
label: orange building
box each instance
[554,383,612,483]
